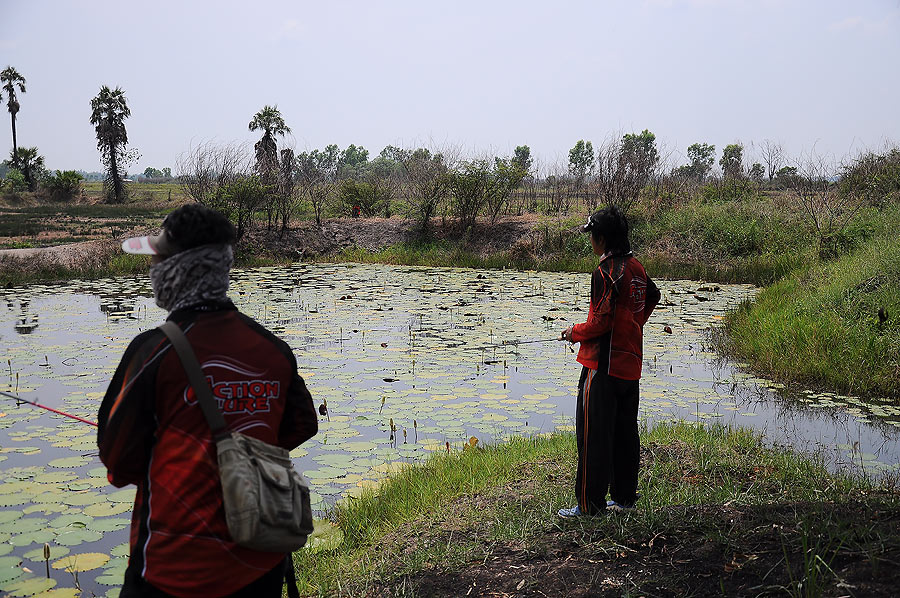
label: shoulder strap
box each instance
[158,321,229,440]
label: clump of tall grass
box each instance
[723,232,900,398]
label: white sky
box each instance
[1,0,898,174]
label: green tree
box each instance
[90,85,135,203]
[748,162,765,182]
[340,144,369,169]
[1,67,26,163]
[9,146,44,191]
[512,145,533,174]
[398,147,451,234]
[449,159,491,227]
[296,145,340,225]
[686,142,716,181]
[720,144,744,179]
[567,139,594,180]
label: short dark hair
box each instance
[162,203,235,253]
[584,205,631,254]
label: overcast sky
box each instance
[2,0,898,174]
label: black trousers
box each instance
[120,556,288,598]
[575,366,640,515]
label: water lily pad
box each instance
[83,502,130,517]
[30,588,81,597]
[23,545,69,562]
[87,518,129,533]
[9,529,55,547]
[3,577,57,596]
[54,528,103,546]
[47,457,91,469]
[52,552,110,572]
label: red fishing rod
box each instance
[0,389,98,427]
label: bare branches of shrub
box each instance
[790,152,862,258]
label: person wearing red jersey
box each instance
[558,205,659,517]
[98,204,317,597]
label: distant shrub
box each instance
[3,169,27,193]
[43,170,84,201]
[839,148,900,207]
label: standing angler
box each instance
[558,205,659,517]
[98,204,317,597]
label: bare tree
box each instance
[541,161,573,214]
[592,130,660,216]
[760,139,785,182]
[398,146,452,234]
[177,142,250,208]
[176,142,265,239]
[790,152,862,257]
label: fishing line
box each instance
[0,389,98,427]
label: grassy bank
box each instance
[723,233,900,399]
[293,423,899,597]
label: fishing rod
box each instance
[446,337,563,353]
[0,390,98,427]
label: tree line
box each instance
[2,66,898,254]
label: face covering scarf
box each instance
[150,244,233,312]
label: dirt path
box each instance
[0,239,117,269]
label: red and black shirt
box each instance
[571,252,660,379]
[97,300,317,598]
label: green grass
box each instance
[723,232,900,398]
[291,422,892,596]
[326,242,598,274]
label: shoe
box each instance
[557,505,585,518]
[606,500,635,512]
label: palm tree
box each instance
[90,86,131,203]
[248,105,291,141]
[1,67,26,164]
[9,147,44,191]
[249,105,291,228]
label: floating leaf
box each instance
[52,552,110,572]
[3,576,57,596]
[23,546,69,562]
[54,528,103,546]
[47,457,91,469]
[83,502,130,517]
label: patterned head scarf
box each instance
[149,244,233,312]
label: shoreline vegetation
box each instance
[2,194,898,399]
[294,423,900,597]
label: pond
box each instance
[1,263,898,596]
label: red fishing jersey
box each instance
[98,301,317,597]
[570,253,660,379]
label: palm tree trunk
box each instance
[9,113,17,165]
[108,141,122,203]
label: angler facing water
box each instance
[97,204,318,597]
[558,206,660,517]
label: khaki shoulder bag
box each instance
[158,321,314,553]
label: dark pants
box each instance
[119,557,288,598]
[575,366,640,515]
